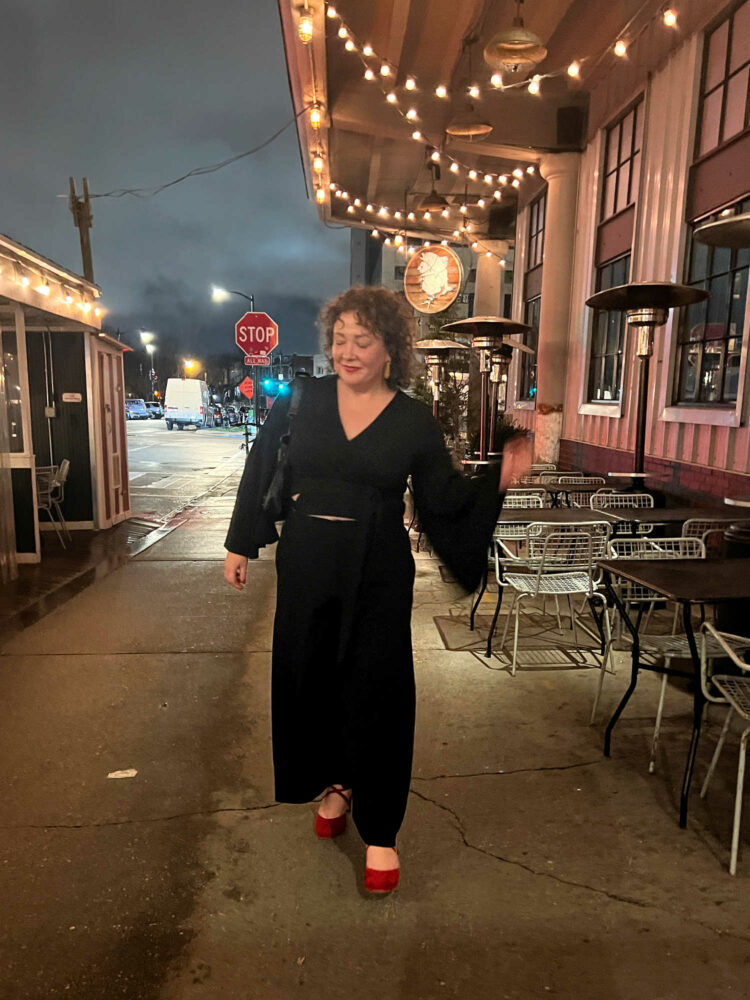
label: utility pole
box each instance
[68,177,95,283]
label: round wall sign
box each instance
[403,245,464,314]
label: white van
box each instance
[164,377,212,430]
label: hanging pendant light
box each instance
[446,38,493,140]
[416,160,450,213]
[483,0,547,80]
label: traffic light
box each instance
[262,378,289,396]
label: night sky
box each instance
[2,0,350,357]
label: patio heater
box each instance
[440,316,534,463]
[585,283,708,475]
[413,338,465,419]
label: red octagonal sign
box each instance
[235,311,278,356]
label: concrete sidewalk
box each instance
[0,489,748,1000]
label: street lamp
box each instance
[211,285,254,308]
[184,358,196,374]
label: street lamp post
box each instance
[211,285,258,447]
[145,343,156,401]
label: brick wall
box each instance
[558,439,750,505]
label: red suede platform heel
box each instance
[314,786,352,839]
[364,848,400,894]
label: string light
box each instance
[498,174,508,184]
[441,207,449,218]
[378,206,388,216]
[526,164,536,174]
[326,5,337,17]
[316,187,326,203]
[407,211,415,221]
[362,43,373,57]
[386,91,397,103]
[411,129,422,140]
[298,14,314,45]
[468,169,478,180]
[383,237,391,245]
[483,173,493,185]
[20,276,29,287]
[81,302,92,313]
[430,150,440,161]
[567,60,581,78]
[423,210,432,220]
[435,84,448,99]
[337,25,347,38]
[459,203,467,214]
[364,67,375,80]
[394,233,403,246]
[477,198,486,208]
[345,39,356,51]
[512,167,524,178]
[490,73,503,88]
[450,162,460,173]
[309,104,322,128]
[493,189,502,200]
[614,39,628,57]
[371,229,379,238]
[380,63,391,76]
[37,283,50,295]
[405,76,416,90]
[528,75,541,95]
[468,85,480,99]
[511,178,520,188]
[346,204,355,213]
[312,153,324,172]
[394,210,402,219]
[663,8,677,27]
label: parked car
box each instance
[164,377,212,430]
[125,398,150,420]
[210,404,223,427]
[145,401,163,418]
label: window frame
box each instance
[585,253,632,405]
[599,97,644,223]
[695,0,750,161]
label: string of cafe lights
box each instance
[300,1,684,246]
[0,253,104,317]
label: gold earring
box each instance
[384,359,391,380]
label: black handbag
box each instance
[261,378,305,521]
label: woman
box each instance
[224,286,501,893]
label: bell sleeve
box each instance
[411,415,502,593]
[224,391,293,559]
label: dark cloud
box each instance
[1,0,350,356]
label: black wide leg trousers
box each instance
[271,507,416,847]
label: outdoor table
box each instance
[597,557,750,828]
[605,506,747,535]
[531,481,606,507]
[497,507,619,524]
[725,495,750,508]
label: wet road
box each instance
[126,419,249,520]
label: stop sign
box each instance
[235,312,278,356]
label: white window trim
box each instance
[579,400,624,418]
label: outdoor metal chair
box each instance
[681,518,750,557]
[36,459,70,548]
[502,493,544,510]
[591,490,654,535]
[530,463,557,471]
[556,475,606,486]
[698,622,750,876]
[498,522,612,675]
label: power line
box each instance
[87,106,310,200]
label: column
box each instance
[473,240,509,315]
[535,153,580,463]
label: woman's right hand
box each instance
[224,552,248,591]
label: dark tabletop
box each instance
[607,506,749,524]
[498,508,619,524]
[598,558,750,602]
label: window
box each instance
[520,297,539,400]
[601,101,643,220]
[528,192,546,269]
[1,331,24,453]
[698,0,750,157]
[588,254,631,402]
[674,197,750,404]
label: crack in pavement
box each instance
[413,758,604,781]
[0,801,282,831]
[408,787,750,944]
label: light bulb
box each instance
[450,162,460,173]
[423,211,431,220]
[471,241,478,250]
[526,164,535,174]
[353,198,361,207]
[528,76,541,95]
[380,63,391,76]
[493,190,502,200]
[298,15,314,44]
[468,85,480,99]
[512,178,520,187]
[345,39,355,51]
[312,153,324,172]
[567,60,581,78]
[37,283,50,295]
[406,108,418,120]
[364,68,375,80]
[411,129,422,140]
[310,105,322,128]
[405,77,416,90]
[499,174,508,184]
[424,241,431,247]
[82,301,92,313]
[316,187,326,203]
[337,25,347,38]
[346,205,355,213]
[491,73,503,88]
[431,150,440,161]
[386,91,397,103]
[441,208,449,218]
[453,229,460,237]
[378,206,388,216]
[663,8,677,27]
[484,173,493,184]
[477,198,486,208]
[327,5,337,17]
[394,233,403,246]
[465,223,472,232]
[366,203,373,211]
[407,211,415,221]
[64,294,73,304]
[383,237,391,245]
[513,167,524,178]
[485,251,492,257]
[441,239,448,245]
[371,229,379,238]
[460,204,467,213]
[362,43,373,56]
[614,39,628,57]
[500,259,506,267]
[435,84,448,99]
[394,210,402,219]
[468,169,478,180]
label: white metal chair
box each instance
[682,517,750,557]
[499,522,612,675]
[502,493,544,510]
[591,490,654,535]
[698,622,750,876]
[556,475,606,486]
[36,459,71,547]
[530,463,557,471]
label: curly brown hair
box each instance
[317,285,416,389]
